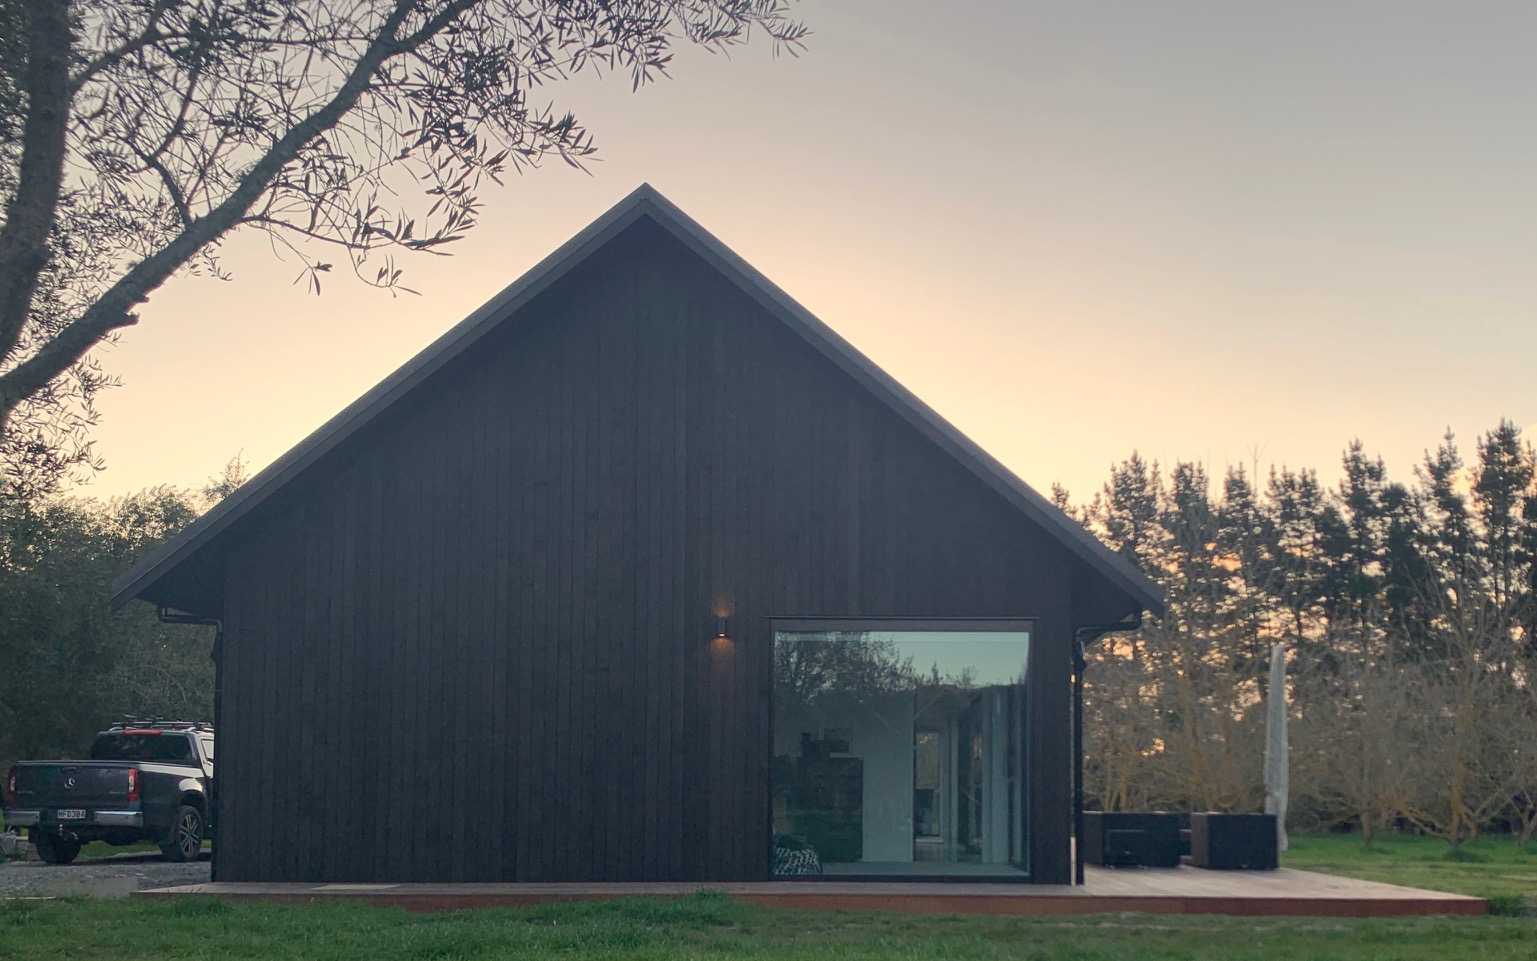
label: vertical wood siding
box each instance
[216,217,1127,883]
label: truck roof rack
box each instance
[109,718,214,733]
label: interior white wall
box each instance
[983,687,1012,864]
[851,691,915,862]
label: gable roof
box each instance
[112,184,1165,616]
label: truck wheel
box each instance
[35,832,81,865]
[160,805,204,862]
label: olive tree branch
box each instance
[0,0,481,427]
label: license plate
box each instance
[55,809,86,820]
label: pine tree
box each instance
[1379,482,1431,657]
[1094,452,1164,570]
[1265,467,1327,645]
[1473,420,1534,613]
[1337,442,1389,650]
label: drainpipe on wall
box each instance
[157,608,223,882]
[1072,614,1142,886]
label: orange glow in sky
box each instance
[79,1,1536,505]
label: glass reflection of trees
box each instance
[773,632,987,715]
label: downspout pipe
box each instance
[1072,613,1142,886]
[157,607,223,882]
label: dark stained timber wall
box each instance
[213,217,1133,884]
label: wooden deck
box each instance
[136,866,1486,917]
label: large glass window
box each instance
[771,620,1031,879]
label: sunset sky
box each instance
[83,1,1536,507]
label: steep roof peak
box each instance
[113,184,1164,616]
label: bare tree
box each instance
[1507,664,1537,844]
[1082,638,1160,812]
[1291,645,1412,844]
[1390,593,1526,847]
[0,0,807,491]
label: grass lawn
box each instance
[2,893,1536,961]
[3,828,1532,959]
[1284,832,1537,914]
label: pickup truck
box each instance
[3,721,214,865]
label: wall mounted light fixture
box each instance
[713,615,730,640]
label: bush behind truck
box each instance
[3,721,213,864]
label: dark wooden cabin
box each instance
[114,185,1163,885]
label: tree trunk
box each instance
[0,0,73,366]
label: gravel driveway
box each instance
[0,851,209,898]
